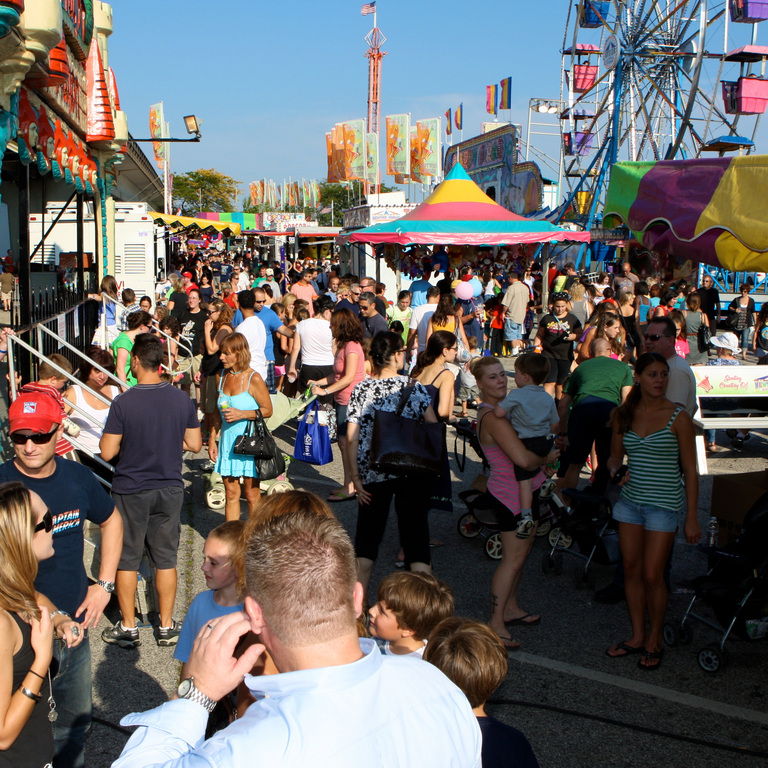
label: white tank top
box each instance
[69,384,119,453]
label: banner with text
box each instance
[343,119,366,181]
[416,118,441,177]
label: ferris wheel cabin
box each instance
[579,1,610,28]
[730,0,768,23]
[720,45,768,115]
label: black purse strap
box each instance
[394,381,416,418]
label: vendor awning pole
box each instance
[541,243,551,313]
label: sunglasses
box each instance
[643,333,669,341]
[34,509,53,534]
[352,292,361,296]
[10,428,58,445]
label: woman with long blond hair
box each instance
[0,482,81,766]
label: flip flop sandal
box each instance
[606,641,643,658]
[505,614,541,628]
[638,649,663,670]
[327,491,357,503]
[497,635,521,652]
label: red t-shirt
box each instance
[333,341,365,406]
[290,282,318,316]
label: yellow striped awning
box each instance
[148,212,242,236]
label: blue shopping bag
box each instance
[293,400,333,465]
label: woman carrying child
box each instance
[472,356,559,650]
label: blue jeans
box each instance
[52,632,92,768]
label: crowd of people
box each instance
[0,246,742,766]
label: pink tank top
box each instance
[478,406,545,514]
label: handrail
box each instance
[95,293,193,370]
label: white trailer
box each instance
[28,201,167,299]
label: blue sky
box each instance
[108,1,768,203]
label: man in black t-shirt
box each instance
[0,392,123,768]
[534,293,582,399]
[101,334,201,651]
[698,274,721,336]
[359,292,389,338]
[178,288,207,404]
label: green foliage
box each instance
[172,169,241,215]
[315,182,396,226]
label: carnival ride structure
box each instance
[552,0,768,266]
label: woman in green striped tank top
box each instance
[606,353,700,670]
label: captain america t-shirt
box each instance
[0,457,115,618]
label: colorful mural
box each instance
[444,124,544,216]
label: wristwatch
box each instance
[177,677,217,713]
[96,579,115,593]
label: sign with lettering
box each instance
[694,366,768,396]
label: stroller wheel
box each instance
[266,480,293,495]
[698,645,726,673]
[485,533,503,560]
[663,623,678,647]
[548,528,573,550]
[678,623,692,646]
[541,552,554,574]
[457,512,481,539]
[536,520,551,537]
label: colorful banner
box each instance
[149,102,167,170]
[410,130,423,184]
[331,124,347,182]
[445,108,452,136]
[499,77,512,110]
[486,85,498,116]
[694,366,768,396]
[416,118,441,177]
[455,104,463,131]
[385,114,410,177]
[366,132,379,186]
[343,119,366,181]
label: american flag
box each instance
[361,2,376,15]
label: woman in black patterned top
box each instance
[347,332,439,594]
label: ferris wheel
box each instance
[558,0,768,230]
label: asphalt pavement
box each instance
[69,356,768,767]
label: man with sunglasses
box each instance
[0,392,123,768]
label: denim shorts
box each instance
[612,497,679,533]
[504,319,523,341]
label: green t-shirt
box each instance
[112,333,136,386]
[386,305,413,345]
[564,355,634,407]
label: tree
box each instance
[172,169,241,215]
[315,181,396,227]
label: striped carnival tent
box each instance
[339,163,591,247]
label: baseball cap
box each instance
[266,268,274,276]
[182,271,193,278]
[9,393,62,434]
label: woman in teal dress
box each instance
[208,332,273,521]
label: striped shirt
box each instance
[621,406,684,512]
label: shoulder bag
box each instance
[697,316,712,353]
[233,411,279,460]
[369,383,446,477]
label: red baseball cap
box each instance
[9,393,62,434]
[182,271,193,278]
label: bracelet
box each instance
[50,610,70,622]
[19,686,41,702]
[28,669,45,680]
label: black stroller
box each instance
[541,487,619,588]
[663,492,768,673]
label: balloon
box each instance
[470,277,483,297]
[455,281,474,301]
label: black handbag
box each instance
[254,448,286,481]
[369,384,446,477]
[697,322,711,353]
[233,412,278,460]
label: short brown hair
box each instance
[235,491,336,593]
[244,507,355,646]
[470,354,504,382]
[376,571,454,641]
[514,352,550,385]
[38,353,72,381]
[218,332,251,372]
[424,617,507,708]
